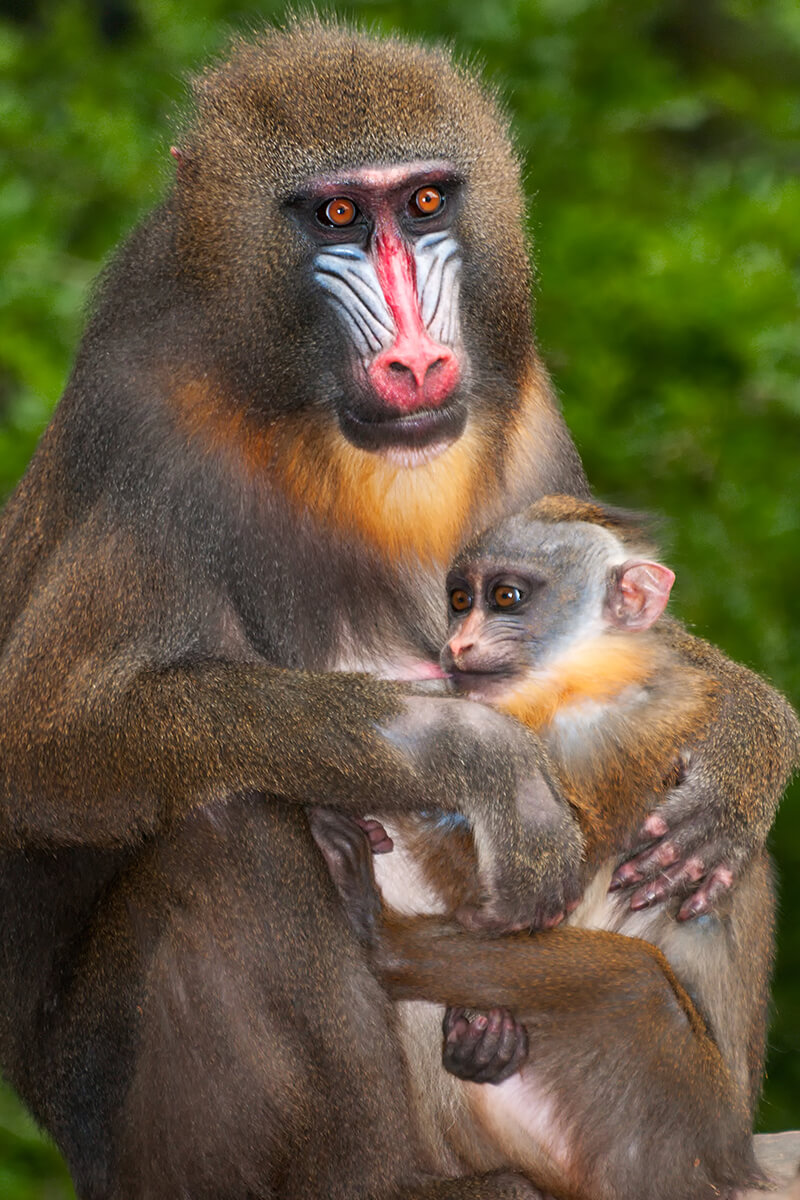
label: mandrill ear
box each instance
[604,560,675,632]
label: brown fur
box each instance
[524,493,655,545]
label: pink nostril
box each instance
[369,338,460,411]
[387,354,446,380]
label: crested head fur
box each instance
[176,16,531,344]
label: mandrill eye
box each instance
[409,186,444,218]
[449,588,472,613]
[491,584,522,610]
[317,197,359,227]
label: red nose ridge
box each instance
[368,333,460,411]
[369,225,460,412]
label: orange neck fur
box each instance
[272,417,492,567]
[496,634,660,733]
[170,376,495,568]
[495,633,717,859]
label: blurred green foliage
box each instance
[1,0,798,1192]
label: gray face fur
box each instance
[446,518,630,676]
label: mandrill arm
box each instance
[0,522,583,932]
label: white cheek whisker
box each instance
[314,264,394,347]
[418,253,447,326]
[313,246,396,355]
[429,254,462,345]
[414,232,461,344]
[412,229,447,296]
[445,277,461,347]
[320,289,378,357]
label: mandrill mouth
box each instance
[447,667,520,703]
[338,399,467,455]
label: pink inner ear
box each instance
[608,560,675,631]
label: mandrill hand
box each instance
[308,808,386,945]
[384,695,586,934]
[354,817,394,854]
[611,755,740,921]
[443,1006,529,1084]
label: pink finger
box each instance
[610,841,679,891]
[639,814,669,839]
[354,818,394,853]
[629,864,686,910]
[677,866,734,921]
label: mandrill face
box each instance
[290,160,465,458]
[173,22,535,470]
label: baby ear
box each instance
[605,560,675,631]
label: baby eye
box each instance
[449,588,472,613]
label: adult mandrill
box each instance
[0,19,792,1200]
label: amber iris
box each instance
[321,197,358,227]
[411,186,444,217]
[493,585,522,609]
[449,588,472,613]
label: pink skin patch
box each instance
[354,817,394,854]
[382,658,447,682]
[368,227,460,410]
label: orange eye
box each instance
[410,186,444,218]
[449,588,472,613]
[492,585,522,609]
[319,197,358,227]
